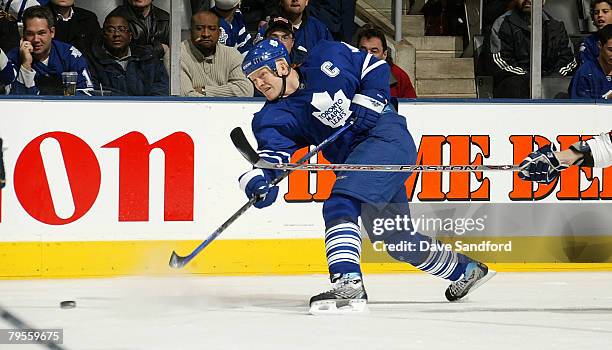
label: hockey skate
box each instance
[309,273,368,315]
[445,262,496,302]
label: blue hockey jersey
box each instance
[294,16,333,54]
[252,40,391,174]
[214,8,252,54]
[578,33,599,65]
[3,39,93,95]
[569,58,612,99]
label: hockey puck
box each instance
[60,300,76,309]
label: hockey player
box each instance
[239,38,495,314]
[519,131,612,183]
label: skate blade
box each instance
[468,269,497,296]
[309,299,368,315]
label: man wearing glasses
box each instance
[262,17,309,66]
[85,12,168,96]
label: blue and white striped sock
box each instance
[325,222,362,275]
[414,237,467,281]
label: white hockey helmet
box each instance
[214,0,240,10]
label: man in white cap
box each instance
[211,0,252,54]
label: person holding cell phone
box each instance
[0,5,93,95]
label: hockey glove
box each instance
[350,103,380,134]
[350,92,388,134]
[238,169,279,209]
[518,145,568,184]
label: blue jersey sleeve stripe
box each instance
[360,53,372,79]
[361,59,387,80]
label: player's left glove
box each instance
[518,144,568,184]
[238,169,279,209]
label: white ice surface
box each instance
[1,273,612,350]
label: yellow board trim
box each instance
[1,237,612,279]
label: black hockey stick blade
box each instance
[230,127,261,166]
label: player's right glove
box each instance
[238,169,279,209]
[518,145,568,184]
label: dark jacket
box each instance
[46,5,100,57]
[240,0,278,32]
[308,0,356,42]
[109,2,169,57]
[0,11,19,53]
[86,40,169,96]
[488,10,577,81]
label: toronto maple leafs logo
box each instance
[311,90,352,128]
[69,46,82,58]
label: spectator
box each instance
[180,10,253,97]
[308,0,356,42]
[46,0,100,57]
[0,7,19,53]
[240,0,277,33]
[570,24,612,99]
[488,0,576,98]
[211,0,252,54]
[356,25,416,98]
[2,0,48,22]
[255,0,333,65]
[0,5,93,95]
[86,13,168,96]
[109,0,169,58]
[262,17,307,66]
[421,0,467,37]
[579,0,612,65]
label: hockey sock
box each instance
[384,230,472,281]
[323,194,363,277]
[325,221,362,276]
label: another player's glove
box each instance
[518,145,568,184]
[238,169,279,209]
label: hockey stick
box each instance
[0,138,5,189]
[168,121,354,269]
[230,133,524,172]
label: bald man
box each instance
[180,11,253,97]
